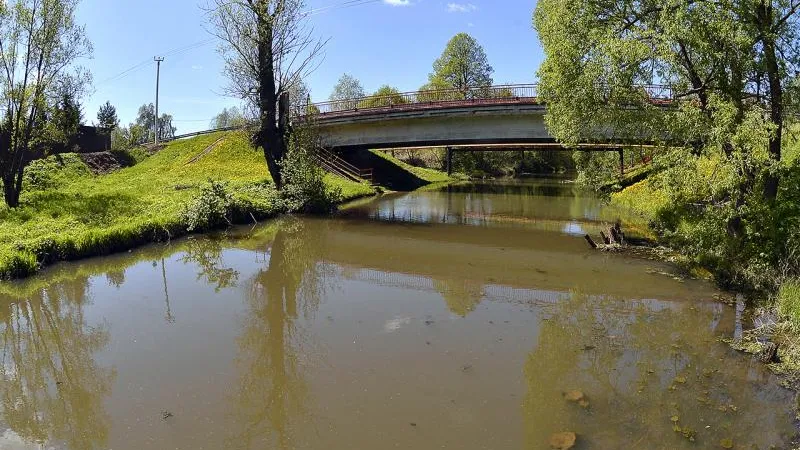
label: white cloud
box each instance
[191,65,203,71]
[383,0,411,6]
[447,2,477,12]
[467,22,475,27]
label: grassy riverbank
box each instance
[369,150,455,183]
[0,131,377,280]
[610,132,800,386]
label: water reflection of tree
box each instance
[433,278,485,317]
[228,218,332,450]
[522,292,789,449]
[0,276,115,450]
[181,236,240,292]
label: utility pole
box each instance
[154,56,164,146]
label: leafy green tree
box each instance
[135,103,156,137]
[97,101,119,131]
[533,0,800,288]
[329,74,365,111]
[210,107,248,129]
[417,78,460,102]
[157,114,176,141]
[359,85,408,108]
[0,0,92,207]
[533,0,799,197]
[48,92,83,153]
[329,73,365,101]
[134,103,176,142]
[429,33,494,98]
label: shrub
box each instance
[279,125,342,214]
[180,180,235,232]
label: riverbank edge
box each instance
[609,178,800,397]
[0,185,380,282]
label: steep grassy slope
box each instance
[0,131,374,279]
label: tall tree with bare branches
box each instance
[0,0,92,207]
[207,0,326,189]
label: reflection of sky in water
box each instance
[352,182,624,234]
[562,222,585,236]
[0,429,42,450]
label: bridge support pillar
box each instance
[618,148,624,177]
[446,147,453,176]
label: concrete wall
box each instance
[317,104,553,150]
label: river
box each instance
[0,179,796,449]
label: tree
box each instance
[97,101,119,131]
[329,73,365,101]
[417,78,460,102]
[210,106,248,129]
[208,0,326,190]
[0,0,92,207]
[533,0,800,200]
[157,113,176,141]
[135,103,156,137]
[533,0,800,288]
[329,73,365,111]
[134,103,176,143]
[359,85,407,109]
[48,91,83,153]
[429,33,494,98]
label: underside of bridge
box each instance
[312,99,658,184]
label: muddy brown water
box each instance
[0,179,796,449]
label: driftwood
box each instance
[759,342,780,364]
[611,222,625,244]
[585,223,628,250]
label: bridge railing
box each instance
[308,84,540,116]
[303,83,677,117]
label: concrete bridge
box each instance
[302,84,670,181]
[309,84,673,150]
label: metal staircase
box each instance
[313,148,374,184]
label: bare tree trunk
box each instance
[255,1,287,190]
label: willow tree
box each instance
[534,0,800,288]
[0,0,92,207]
[208,0,325,189]
[533,0,800,200]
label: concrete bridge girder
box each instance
[316,104,555,150]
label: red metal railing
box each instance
[302,83,676,118]
[307,84,539,116]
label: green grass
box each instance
[0,130,375,280]
[610,178,670,221]
[778,280,800,328]
[369,149,454,183]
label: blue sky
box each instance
[78,0,543,133]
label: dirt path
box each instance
[185,137,226,165]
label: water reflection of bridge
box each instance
[341,267,569,306]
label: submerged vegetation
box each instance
[0,131,375,280]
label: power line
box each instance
[98,0,378,86]
[308,0,383,16]
[96,59,153,85]
[96,38,217,87]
